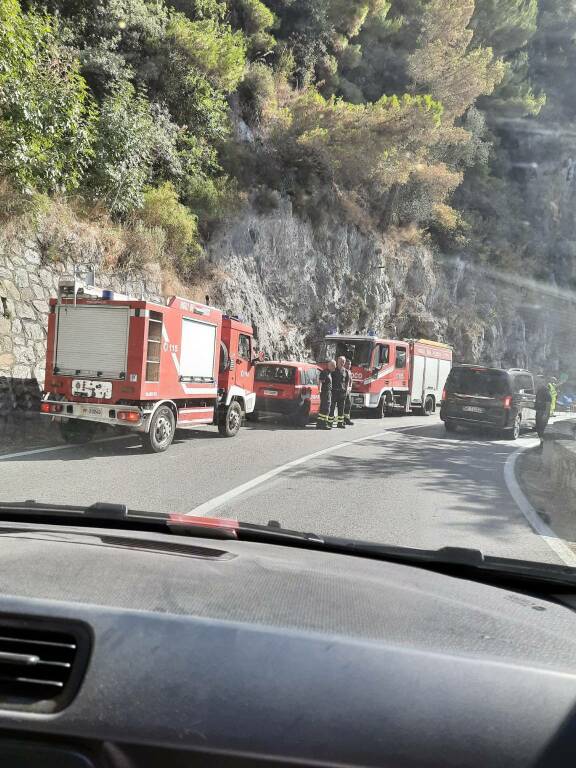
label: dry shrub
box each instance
[336,189,376,234]
[387,223,424,246]
[117,222,167,271]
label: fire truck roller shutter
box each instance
[180,318,217,380]
[55,305,130,378]
[411,354,426,404]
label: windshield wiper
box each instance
[1,502,575,590]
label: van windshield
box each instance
[256,365,296,384]
[447,368,510,397]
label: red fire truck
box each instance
[318,334,452,417]
[40,280,257,451]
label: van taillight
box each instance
[502,396,512,409]
[441,388,446,401]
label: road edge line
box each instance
[0,434,132,461]
[504,443,576,567]
[188,424,423,517]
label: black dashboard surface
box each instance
[0,522,575,767]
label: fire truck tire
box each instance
[372,397,386,419]
[422,396,435,416]
[142,406,176,453]
[60,419,97,444]
[218,401,242,437]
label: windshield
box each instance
[447,369,511,397]
[2,0,576,577]
[255,365,296,384]
[320,341,374,367]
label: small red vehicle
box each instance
[252,361,321,427]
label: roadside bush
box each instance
[86,82,158,215]
[238,62,276,124]
[136,182,201,274]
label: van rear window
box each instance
[256,365,296,383]
[447,368,510,397]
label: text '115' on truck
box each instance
[40,279,259,452]
[318,334,453,417]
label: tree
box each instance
[0,0,96,193]
[408,0,504,119]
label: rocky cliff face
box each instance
[208,197,575,375]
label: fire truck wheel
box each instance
[60,419,97,444]
[422,396,435,416]
[143,405,176,453]
[218,401,242,437]
[373,397,386,419]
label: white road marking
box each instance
[0,434,133,462]
[187,425,423,517]
[504,441,576,567]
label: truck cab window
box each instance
[396,348,407,369]
[376,345,390,367]
[238,334,251,360]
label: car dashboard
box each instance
[0,521,575,767]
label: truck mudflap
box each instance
[40,398,148,432]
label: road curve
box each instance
[0,414,561,564]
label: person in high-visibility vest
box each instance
[316,360,335,430]
[548,377,558,414]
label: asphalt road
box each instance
[0,412,563,564]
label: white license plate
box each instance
[79,405,104,418]
[463,406,484,413]
[264,389,278,396]
[72,379,112,399]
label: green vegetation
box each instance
[1,0,576,279]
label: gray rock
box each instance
[15,302,36,320]
[14,345,36,365]
[23,321,46,341]
[14,268,29,288]
[12,364,31,380]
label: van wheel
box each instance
[444,420,457,433]
[60,419,97,444]
[502,414,521,441]
[218,401,242,437]
[422,396,434,416]
[142,405,175,453]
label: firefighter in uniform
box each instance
[316,360,335,430]
[344,359,354,426]
[329,356,349,429]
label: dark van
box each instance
[440,366,536,439]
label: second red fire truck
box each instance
[318,334,452,417]
[40,280,258,452]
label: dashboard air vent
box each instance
[0,618,91,712]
